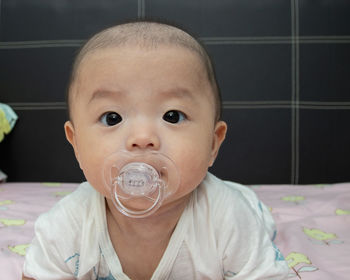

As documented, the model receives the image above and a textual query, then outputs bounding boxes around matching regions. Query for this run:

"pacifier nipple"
[117,162,160,196]
[103,151,179,218]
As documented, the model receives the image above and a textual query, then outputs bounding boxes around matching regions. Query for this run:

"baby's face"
[65,45,226,211]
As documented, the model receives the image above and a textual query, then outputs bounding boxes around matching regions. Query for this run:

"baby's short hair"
[67,20,222,122]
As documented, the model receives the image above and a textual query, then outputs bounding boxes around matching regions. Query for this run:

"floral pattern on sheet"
[286,252,318,279]
[281,195,305,204]
[336,209,350,215]
[303,228,344,245]
[0,199,13,211]
[8,244,30,256]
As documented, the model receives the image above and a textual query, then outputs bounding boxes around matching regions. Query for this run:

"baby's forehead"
[77,44,209,87]
[88,46,207,87]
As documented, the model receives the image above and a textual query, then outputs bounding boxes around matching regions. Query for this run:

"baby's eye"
[162,110,186,124]
[100,112,122,126]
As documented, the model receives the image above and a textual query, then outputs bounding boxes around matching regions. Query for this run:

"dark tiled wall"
[0,0,349,184]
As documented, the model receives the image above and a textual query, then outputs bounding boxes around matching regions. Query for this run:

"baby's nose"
[126,128,160,151]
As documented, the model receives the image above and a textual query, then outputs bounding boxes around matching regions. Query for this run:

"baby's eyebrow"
[88,89,125,104]
[159,87,196,101]
[87,87,196,104]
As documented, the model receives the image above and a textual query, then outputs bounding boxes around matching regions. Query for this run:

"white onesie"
[23,172,289,279]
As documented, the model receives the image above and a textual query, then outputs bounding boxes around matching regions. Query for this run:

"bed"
[1,181,349,279]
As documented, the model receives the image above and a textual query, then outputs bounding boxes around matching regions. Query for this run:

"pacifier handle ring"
[112,182,164,218]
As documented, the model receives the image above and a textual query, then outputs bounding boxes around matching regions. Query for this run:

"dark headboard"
[1,0,350,185]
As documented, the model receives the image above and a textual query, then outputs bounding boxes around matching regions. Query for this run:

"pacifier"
[103,151,179,218]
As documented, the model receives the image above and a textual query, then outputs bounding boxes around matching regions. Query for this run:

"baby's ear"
[209,121,227,167]
[64,121,82,169]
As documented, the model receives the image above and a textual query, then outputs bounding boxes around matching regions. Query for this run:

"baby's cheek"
[176,147,211,191]
[81,158,110,197]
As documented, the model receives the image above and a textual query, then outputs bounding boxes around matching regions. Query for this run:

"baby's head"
[67,20,222,123]
[64,20,227,216]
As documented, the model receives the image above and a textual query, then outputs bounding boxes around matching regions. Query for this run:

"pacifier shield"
[103,151,179,218]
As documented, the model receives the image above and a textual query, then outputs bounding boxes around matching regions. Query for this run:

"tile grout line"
[137,0,141,18]
[0,0,2,41]
[223,105,350,110]
[202,35,350,40]
[294,0,300,185]
[138,0,145,19]
[7,103,350,111]
[7,102,66,106]
[291,0,297,184]
[223,101,350,105]
[1,36,350,49]
[9,101,350,106]
[290,0,294,184]
[9,107,67,110]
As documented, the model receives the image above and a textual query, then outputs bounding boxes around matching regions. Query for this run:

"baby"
[23,21,288,279]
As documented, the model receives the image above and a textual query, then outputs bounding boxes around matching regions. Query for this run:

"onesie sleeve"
[23,204,76,279]
[223,180,277,240]
[218,182,289,279]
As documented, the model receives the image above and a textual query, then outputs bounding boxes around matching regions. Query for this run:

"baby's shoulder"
[199,172,259,210]
[35,182,100,237]
[196,173,267,229]
[25,183,104,277]
[196,173,276,239]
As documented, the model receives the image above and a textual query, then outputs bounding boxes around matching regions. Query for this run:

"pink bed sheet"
[251,183,350,279]
[0,182,349,279]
